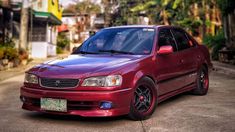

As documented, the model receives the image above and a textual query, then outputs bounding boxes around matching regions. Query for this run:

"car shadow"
[158,92,190,105]
[23,112,128,122]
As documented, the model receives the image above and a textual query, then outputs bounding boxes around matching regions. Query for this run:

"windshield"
[73,28,155,55]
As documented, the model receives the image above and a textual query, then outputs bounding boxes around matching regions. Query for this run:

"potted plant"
[4,47,18,68]
[19,48,28,65]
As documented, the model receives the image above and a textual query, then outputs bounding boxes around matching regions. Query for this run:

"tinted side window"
[186,34,197,47]
[172,29,190,51]
[158,29,177,52]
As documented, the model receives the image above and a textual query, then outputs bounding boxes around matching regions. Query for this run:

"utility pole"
[19,0,29,50]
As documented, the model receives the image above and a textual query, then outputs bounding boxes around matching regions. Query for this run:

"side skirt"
[158,83,196,103]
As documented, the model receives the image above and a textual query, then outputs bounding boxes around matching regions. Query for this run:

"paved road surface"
[0,72,234,132]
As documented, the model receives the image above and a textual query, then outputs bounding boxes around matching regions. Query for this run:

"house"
[0,0,62,58]
[30,0,62,58]
[0,0,21,44]
[58,12,104,51]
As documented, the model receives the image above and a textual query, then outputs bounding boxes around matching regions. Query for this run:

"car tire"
[128,77,157,120]
[191,66,209,95]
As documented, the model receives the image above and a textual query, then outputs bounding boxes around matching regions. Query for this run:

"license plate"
[40,98,67,112]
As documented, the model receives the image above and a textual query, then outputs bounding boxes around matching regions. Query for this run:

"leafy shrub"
[19,48,28,60]
[56,47,63,54]
[203,30,226,60]
[0,36,19,60]
[0,47,4,59]
[57,33,70,52]
[177,18,203,34]
[4,47,18,60]
[0,36,15,48]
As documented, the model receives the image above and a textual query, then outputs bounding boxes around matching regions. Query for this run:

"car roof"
[103,25,181,30]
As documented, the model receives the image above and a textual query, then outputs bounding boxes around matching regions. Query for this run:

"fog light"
[100,101,112,109]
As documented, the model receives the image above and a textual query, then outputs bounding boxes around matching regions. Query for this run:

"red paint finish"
[20,25,212,117]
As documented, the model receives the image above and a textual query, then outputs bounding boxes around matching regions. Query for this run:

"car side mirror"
[89,31,96,36]
[157,45,173,55]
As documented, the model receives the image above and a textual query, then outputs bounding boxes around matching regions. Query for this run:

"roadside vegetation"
[0,37,29,70]
[56,33,70,54]
[104,0,234,62]
[62,0,234,62]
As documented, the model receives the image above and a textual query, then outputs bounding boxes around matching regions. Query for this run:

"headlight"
[24,73,38,84]
[82,75,122,87]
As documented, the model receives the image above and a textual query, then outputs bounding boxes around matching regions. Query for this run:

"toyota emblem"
[55,80,61,87]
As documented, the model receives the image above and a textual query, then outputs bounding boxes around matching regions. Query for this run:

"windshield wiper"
[77,51,99,54]
[99,50,134,55]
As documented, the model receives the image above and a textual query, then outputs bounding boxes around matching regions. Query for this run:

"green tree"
[130,0,167,25]
[63,0,101,30]
[216,0,235,48]
[75,0,101,14]
[102,0,128,26]
[130,0,221,39]
[63,0,101,14]
[57,33,70,54]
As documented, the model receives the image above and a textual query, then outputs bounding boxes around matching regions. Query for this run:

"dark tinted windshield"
[73,28,155,55]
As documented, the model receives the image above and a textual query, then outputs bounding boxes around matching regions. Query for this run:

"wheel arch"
[128,72,158,120]
[202,63,208,72]
[132,71,158,97]
[132,71,156,87]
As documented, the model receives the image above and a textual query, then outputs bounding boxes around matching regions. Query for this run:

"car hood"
[29,54,143,78]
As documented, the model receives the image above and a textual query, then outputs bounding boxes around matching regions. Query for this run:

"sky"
[59,0,75,7]
[59,0,102,7]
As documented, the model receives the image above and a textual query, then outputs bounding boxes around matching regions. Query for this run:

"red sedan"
[20,25,212,120]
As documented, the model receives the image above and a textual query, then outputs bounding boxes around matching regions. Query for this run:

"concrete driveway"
[0,71,234,132]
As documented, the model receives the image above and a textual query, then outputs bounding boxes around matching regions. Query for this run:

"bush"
[18,48,28,60]
[56,47,63,54]
[0,36,15,48]
[57,33,70,53]
[203,30,226,60]
[0,47,4,59]
[0,37,19,60]
[176,18,203,34]
[4,47,18,60]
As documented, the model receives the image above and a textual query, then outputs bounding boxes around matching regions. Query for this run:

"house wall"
[32,0,48,12]
[30,0,62,58]
[31,22,57,58]
[47,25,57,56]
[0,0,61,58]
[31,42,47,58]
[32,0,62,20]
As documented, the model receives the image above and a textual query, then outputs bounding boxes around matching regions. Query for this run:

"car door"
[171,28,198,87]
[155,28,186,96]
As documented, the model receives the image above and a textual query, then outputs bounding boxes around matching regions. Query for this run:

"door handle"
[180,59,184,63]
[197,55,201,60]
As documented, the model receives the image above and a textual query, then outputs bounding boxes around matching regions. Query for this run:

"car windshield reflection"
[73,28,155,55]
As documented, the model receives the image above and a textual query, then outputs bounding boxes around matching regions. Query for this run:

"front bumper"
[20,86,133,117]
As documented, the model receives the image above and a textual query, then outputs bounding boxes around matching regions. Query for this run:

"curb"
[212,61,235,77]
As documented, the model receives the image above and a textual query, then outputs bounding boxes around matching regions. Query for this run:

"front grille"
[40,78,79,88]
